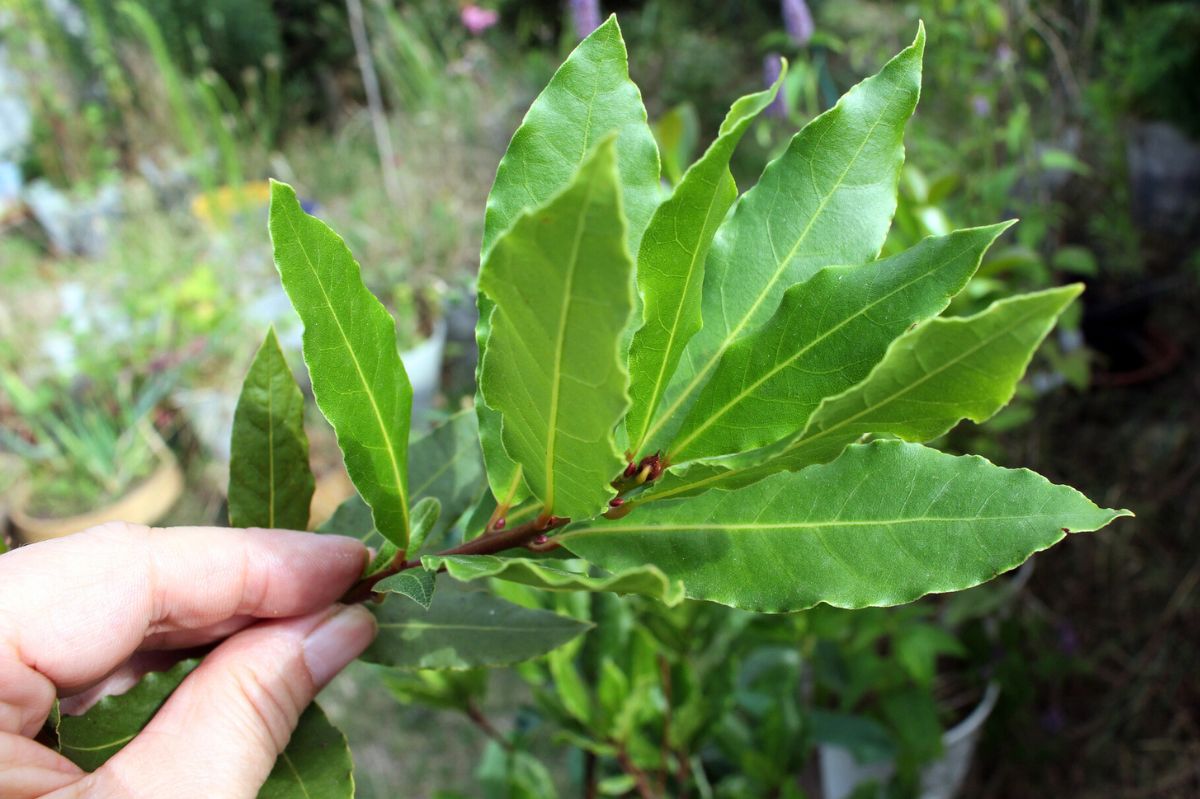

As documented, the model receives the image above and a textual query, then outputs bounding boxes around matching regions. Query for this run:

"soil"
[964,279,1200,797]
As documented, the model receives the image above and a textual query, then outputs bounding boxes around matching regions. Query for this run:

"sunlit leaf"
[479,139,632,520]
[626,72,786,454]
[564,440,1130,611]
[642,26,926,453]
[269,181,412,548]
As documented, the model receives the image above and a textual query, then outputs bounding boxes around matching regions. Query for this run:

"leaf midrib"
[542,165,602,514]
[646,300,1056,503]
[644,110,891,450]
[632,162,731,454]
[267,363,276,529]
[280,751,312,799]
[282,211,410,535]
[670,241,977,457]
[566,513,1071,537]
[377,622,575,633]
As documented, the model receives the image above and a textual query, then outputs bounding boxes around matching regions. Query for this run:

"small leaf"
[59,660,198,771]
[668,224,1011,462]
[362,586,591,670]
[476,14,660,506]
[228,328,314,530]
[405,496,442,555]
[269,180,412,548]
[563,440,1130,612]
[258,705,354,799]
[479,139,632,520]
[642,26,926,452]
[423,555,685,606]
[642,285,1084,503]
[375,567,437,610]
[626,73,786,453]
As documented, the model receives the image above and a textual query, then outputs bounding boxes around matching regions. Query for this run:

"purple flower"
[461,5,499,36]
[570,0,602,41]
[781,0,814,46]
[971,94,992,118]
[763,54,787,118]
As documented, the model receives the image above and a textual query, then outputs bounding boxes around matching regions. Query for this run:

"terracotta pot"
[11,437,184,545]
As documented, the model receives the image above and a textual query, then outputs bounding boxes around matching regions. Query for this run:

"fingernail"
[303,604,377,687]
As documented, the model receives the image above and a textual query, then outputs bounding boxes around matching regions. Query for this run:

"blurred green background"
[0,1,1197,796]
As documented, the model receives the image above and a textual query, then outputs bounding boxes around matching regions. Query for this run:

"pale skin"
[0,522,377,799]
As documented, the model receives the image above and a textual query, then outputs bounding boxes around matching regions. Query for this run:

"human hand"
[0,521,375,799]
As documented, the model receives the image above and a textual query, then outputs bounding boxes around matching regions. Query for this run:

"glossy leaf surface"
[475,14,660,505]
[269,181,412,548]
[564,440,1129,611]
[479,140,632,519]
[228,328,314,530]
[644,26,926,452]
[625,73,785,452]
[423,555,685,606]
[644,285,1082,502]
[362,586,591,670]
[669,224,1010,461]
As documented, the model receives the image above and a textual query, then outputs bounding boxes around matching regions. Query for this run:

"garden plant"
[43,17,1130,796]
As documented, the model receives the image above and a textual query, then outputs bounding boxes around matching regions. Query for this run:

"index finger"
[0,522,366,736]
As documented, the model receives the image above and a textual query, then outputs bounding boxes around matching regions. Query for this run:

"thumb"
[81,604,376,799]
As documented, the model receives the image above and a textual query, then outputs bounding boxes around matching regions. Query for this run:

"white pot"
[402,317,445,428]
[819,682,1001,799]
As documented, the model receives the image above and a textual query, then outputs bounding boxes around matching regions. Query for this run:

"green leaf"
[563,440,1130,612]
[59,660,198,771]
[258,704,354,799]
[894,624,965,687]
[362,586,591,670]
[641,27,926,453]
[317,410,484,554]
[480,15,659,259]
[778,285,1085,470]
[810,710,897,765]
[475,14,660,506]
[375,567,437,610]
[643,285,1084,503]
[626,72,786,454]
[422,554,685,606]
[228,328,314,531]
[668,224,1011,462]
[409,410,484,539]
[548,647,592,724]
[269,180,412,548]
[59,660,354,796]
[479,139,632,520]
[405,496,442,555]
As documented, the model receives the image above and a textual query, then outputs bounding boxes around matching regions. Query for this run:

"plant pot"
[10,434,184,545]
[403,316,446,428]
[818,682,1001,799]
[173,386,240,465]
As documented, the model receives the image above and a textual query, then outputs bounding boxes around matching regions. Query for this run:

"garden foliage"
[56,17,1128,795]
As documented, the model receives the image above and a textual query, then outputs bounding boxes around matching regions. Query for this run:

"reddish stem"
[339,514,570,604]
